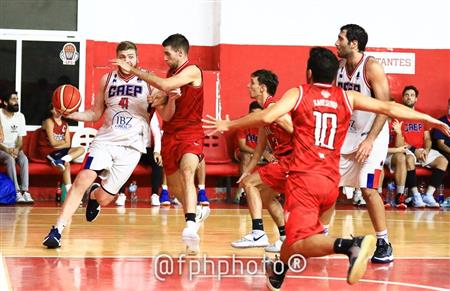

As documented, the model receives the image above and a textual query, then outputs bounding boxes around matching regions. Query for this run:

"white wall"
[76,0,450,49]
[78,0,221,45]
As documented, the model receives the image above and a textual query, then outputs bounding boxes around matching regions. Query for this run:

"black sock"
[431,168,445,188]
[278,226,286,237]
[406,170,418,188]
[273,260,289,276]
[333,238,354,255]
[252,219,264,231]
[185,213,196,222]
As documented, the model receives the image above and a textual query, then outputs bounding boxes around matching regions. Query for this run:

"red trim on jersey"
[293,85,304,111]
[312,83,332,88]
[362,56,373,89]
[174,60,190,75]
[372,169,382,189]
[342,89,353,114]
[104,72,113,94]
[117,69,136,82]
[345,53,365,80]
[263,95,273,108]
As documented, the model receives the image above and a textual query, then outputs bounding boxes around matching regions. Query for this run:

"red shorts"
[258,157,290,193]
[284,173,339,247]
[161,132,204,176]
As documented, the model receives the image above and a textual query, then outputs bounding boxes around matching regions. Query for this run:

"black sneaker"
[85,183,101,222]
[347,235,376,285]
[265,257,287,291]
[43,226,62,249]
[371,238,394,263]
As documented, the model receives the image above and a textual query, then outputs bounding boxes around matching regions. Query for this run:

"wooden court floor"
[1,204,449,290]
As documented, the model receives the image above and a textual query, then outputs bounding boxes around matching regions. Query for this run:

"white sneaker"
[422,195,440,208]
[16,192,25,203]
[353,190,366,206]
[172,197,182,206]
[413,194,426,208]
[151,194,160,206]
[22,191,34,203]
[195,205,210,231]
[264,239,283,253]
[182,226,200,255]
[115,193,126,206]
[231,232,269,248]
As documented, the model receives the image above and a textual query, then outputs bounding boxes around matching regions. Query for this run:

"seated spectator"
[37,104,84,193]
[397,86,448,207]
[433,98,450,173]
[384,119,408,209]
[0,91,33,203]
[233,101,273,202]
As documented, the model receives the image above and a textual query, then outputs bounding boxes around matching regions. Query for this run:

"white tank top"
[93,70,151,153]
[337,54,388,154]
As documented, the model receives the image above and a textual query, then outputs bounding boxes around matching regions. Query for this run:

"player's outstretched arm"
[349,91,450,137]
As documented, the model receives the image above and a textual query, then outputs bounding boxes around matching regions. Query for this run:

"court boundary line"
[3,255,450,259]
[0,253,12,291]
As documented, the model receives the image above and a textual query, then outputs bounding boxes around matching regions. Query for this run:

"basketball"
[52,84,82,114]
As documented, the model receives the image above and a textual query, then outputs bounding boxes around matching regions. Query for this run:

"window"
[0,40,16,99]
[0,0,77,31]
[21,41,80,126]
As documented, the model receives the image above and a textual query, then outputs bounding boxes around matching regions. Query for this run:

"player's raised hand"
[111,58,132,74]
[392,119,403,133]
[202,114,231,135]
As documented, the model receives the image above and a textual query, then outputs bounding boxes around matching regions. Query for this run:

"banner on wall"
[365,52,415,74]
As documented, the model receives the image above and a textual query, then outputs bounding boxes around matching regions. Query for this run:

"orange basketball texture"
[52,84,82,114]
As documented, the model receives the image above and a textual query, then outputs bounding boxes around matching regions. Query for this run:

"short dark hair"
[162,34,190,53]
[116,41,137,54]
[1,90,17,103]
[249,101,262,112]
[251,69,279,96]
[340,24,368,52]
[307,47,339,83]
[402,85,419,97]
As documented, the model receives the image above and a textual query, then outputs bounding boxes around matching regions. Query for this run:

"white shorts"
[339,132,388,189]
[405,149,443,167]
[84,143,141,194]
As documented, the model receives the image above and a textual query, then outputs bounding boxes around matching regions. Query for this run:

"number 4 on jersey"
[313,111,337,149]
[119,97,129,109]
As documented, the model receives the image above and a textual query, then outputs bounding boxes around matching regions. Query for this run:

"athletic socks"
[278,225,286,237]
[376,230,389,244]
[252,219,264,231]
[56,218,67,234]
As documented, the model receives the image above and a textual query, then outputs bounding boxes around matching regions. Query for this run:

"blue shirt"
[433,115,450,147]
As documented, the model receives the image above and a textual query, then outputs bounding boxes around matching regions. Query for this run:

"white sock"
[162,184,168,190]
[61,155,72,163]
[426,186,436,196]
[397,185,405,195]
[411,187,420,196]
[376,230,389,243]
[65,184,72,192]
[280,235,286,241]
[198,184,205,190]
[56,218,67,234]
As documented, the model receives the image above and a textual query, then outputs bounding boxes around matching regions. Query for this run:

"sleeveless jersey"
[93,70,151,153]
[162,60,204,137]
[290,83,353,183]
[337,54,388,154]
[38,118,68,157]
[263,96,293,157]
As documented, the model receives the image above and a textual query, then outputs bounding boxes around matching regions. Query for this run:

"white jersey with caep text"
[92,70,151,153]
[337,54,388,154]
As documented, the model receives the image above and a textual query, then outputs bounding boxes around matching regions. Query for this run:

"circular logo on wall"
[60,43,79,65]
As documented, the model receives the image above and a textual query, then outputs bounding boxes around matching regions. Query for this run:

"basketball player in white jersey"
[43,41,157,248]
[334,24,393,263]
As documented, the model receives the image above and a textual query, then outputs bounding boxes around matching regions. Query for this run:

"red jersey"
[290,83,352,183]
[263,96,293,157]
[38,118,68,158]
[399,120,425,148]
[162,60,204,138]
[235,127,259,150]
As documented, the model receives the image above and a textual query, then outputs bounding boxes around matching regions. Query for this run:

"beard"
[6,104,19,112]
